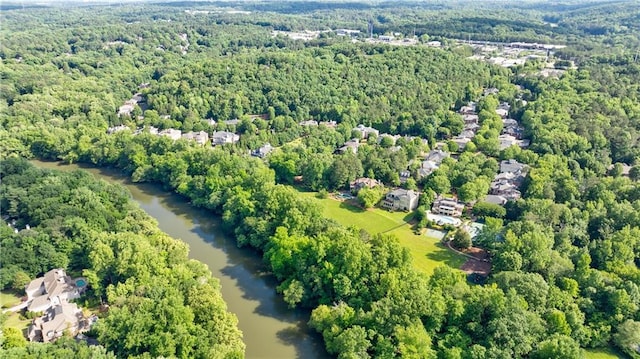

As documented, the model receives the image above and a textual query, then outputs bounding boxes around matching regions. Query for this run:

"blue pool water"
[76,279,86,287]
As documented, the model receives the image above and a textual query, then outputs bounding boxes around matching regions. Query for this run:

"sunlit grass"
[584,347,624,359]
[1,291,30,331]
[298,190,465,275]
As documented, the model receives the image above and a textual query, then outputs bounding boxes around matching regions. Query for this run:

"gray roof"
[484,195,508,206]
[500,159,527,174]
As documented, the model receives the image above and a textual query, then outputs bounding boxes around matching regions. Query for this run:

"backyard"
[1,291,31,331]
[298,190,465,275]
[584,348,624,359]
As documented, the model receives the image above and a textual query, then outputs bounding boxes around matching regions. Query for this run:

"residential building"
[464,122,481,132]
[107,125,130,134]
[399,170,411,184]
[182,131,209,145]
[451,136,471,150]
[25,269,85,313]
[382,189,419,211]
[299,120,319,126]
[211,131,240,146]
[418,160,440,178]
[224,118,241,126]
[28,302,86,343]
[377,133,401,145]
[459,129,476,139]
[459,102,477,115]
[338,138,361,154]
[350,177,381,193]
[117,102,135,117]
[495,108,509,118]
[498,134,530,150]
[159,128,182,141]
[354,124,379,139]
[320,120,338,129]
[431,197,465,217]
[483,194,508,206]
[251,143,274,158]
[425,149,449,164]
[490,181,522,200]
[483,87,499,96]
[336,29,360,37]
[500,159,528,174]
[462,114,479,125]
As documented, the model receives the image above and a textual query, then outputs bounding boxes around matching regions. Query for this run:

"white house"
[432,197,465,217]
[211,131,240,146]
[382,189,419,211]
[159,128,182,141]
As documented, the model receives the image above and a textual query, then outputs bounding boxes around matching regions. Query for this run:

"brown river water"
[31,160,330,359]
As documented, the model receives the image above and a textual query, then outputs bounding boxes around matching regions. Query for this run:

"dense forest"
[0,159,245,358]
[1,1,640,358]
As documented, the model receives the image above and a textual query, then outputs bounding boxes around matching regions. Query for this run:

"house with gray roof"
[500,159,527,174]
[28,302,86,343]
[426,149,449,164]
[338,139,361,154]
[159,128,182,141]
[25,269,85,313]
[382,189,419,211]
[350,177,381,193]
[211,131,240,146]
[251,143,274,158]
[354,124,379,139]
[182,131,209,145]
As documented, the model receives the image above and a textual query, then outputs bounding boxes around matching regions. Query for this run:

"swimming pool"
[75,279,87,287]
[427,212,462,227]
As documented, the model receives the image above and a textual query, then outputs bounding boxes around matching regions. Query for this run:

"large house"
[182,131,209,145]
[425,149,449,164]
[28,302,86,343]
[382,189,419,211]
[251,143,274,158]
[211,131,240,146]
[354,124,379,139]
[159,128,182,141]
[24,269,90,343]
[489,160,528,202]
[498,134,530,150]
[500,159,528,175]
[350,177,381,193]
[26,269,84,313]
[431,197,465,217]
[338,139,361,154]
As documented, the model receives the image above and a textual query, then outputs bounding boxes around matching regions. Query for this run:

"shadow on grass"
[402,212,415,223]
[425,242,464,268]
[338,201,366,213]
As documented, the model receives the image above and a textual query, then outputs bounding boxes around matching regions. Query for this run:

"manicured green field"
[299,191,465,275]
[584,348,624,359]
[0,291,22,308]
[1,291,31,331]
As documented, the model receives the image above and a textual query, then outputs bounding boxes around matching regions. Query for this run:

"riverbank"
[30,160,330,359]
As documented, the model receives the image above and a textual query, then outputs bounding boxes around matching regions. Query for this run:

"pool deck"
[426,212,462,227]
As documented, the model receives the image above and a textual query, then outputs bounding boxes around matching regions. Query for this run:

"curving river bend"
[32,160,330,359]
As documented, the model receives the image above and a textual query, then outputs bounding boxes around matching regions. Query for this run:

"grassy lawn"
[584,348,624,359]
[299,191,465,275]
[1,291,31,331]
[0,291,22,309]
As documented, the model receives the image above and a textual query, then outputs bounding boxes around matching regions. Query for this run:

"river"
[31,160,330,359]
